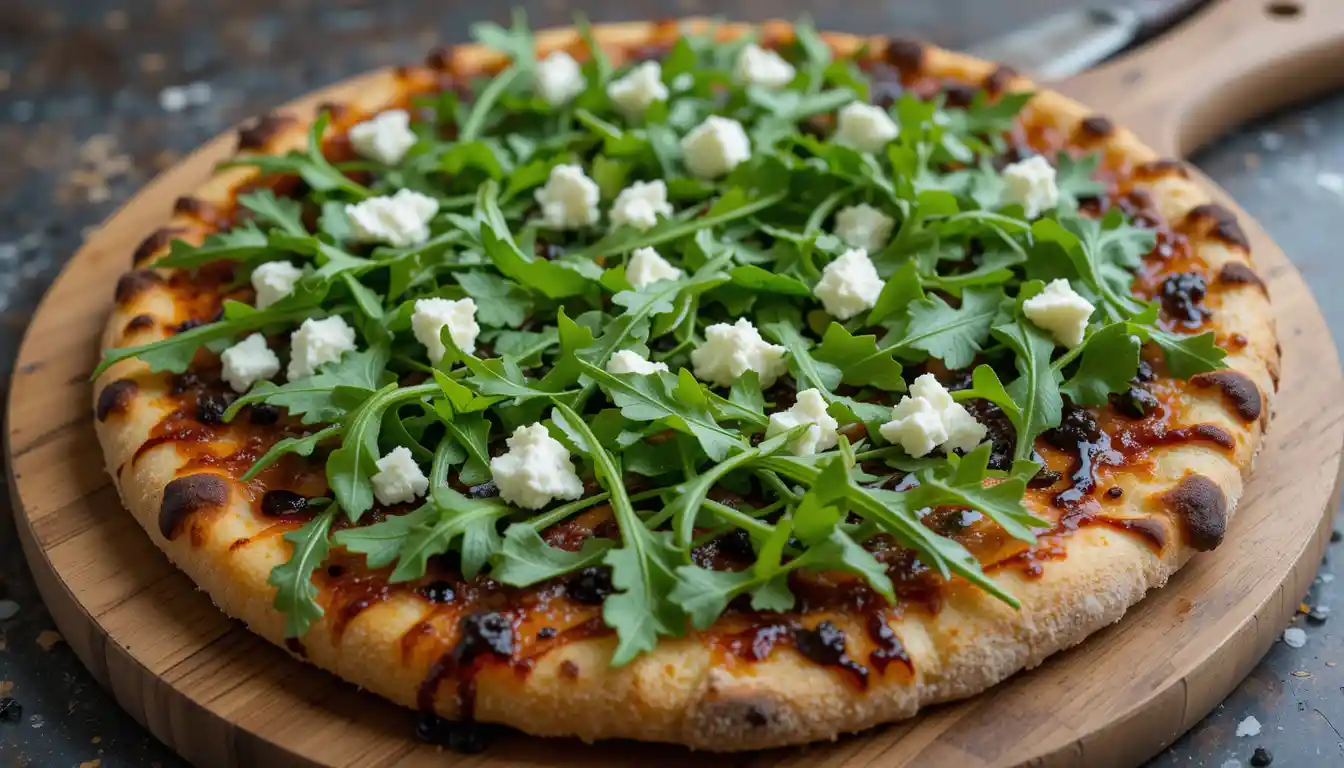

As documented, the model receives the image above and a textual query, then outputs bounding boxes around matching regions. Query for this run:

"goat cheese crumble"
[833,203,895,253]
[370,446,429,507]
[411,297,480,362]
[625,246,682,289]
[1022,278,1095,348]
[348,109,417,165]
[609,179,673,232]
[219,333,280,394]
[1001,155,1060,218]
[490,423,586,510]
[834,102,900,153]
[607,61,669,117]
[735,43,796,89]
[536,51,587,106]
[287,316,357,381]
[879,374,987,457]
[250,260,304,310]
[690,318,788,388]
[606,349,669,375]
[766,389,840,456]
[681,116,751,179]
[535,163,600,230]
[813,248,885,320]
[345,189,439,247]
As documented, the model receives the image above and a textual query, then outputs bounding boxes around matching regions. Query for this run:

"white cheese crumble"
[219,333,280,394]
[609,179,673,232]
[535,51,587,106]
[370,446,429,507]
[490,423,586,510]
[765,388,839,456]
[879,374,987,457]
[625,246,682,289]
[1235,715,1262,738]
[1022,278,1095,348]
[411,297,480,362]
[287,315,357,381]
[607,61,669,118]
[250,260,304,310]
[1282,627,1307,648]
[833,203,895,253]
[345,189,439,247]
[535,163,601,230]
[813,248,885,320]
[834,102,900,153]
[671,73,694,92]
[1001,155,1060,218]
[680,116,751,179]
[690,318,788,388]
[606,349,669,375]
[348,109,417,165]
[735,43,796,89]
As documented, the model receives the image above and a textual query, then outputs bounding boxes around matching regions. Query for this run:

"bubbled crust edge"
[91,19,1276,752]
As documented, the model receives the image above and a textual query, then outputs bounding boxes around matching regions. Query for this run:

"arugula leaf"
[493,525,615,586]
[477,183,596,299]
[551,402,685,665]
[1148,328,1226,377]
[225,345,391,425]
[992,320,1063,461]
[813,323,906,391]
[154,225,270,269]
[569,189,786,259]
[269,507,335,638]
[910,444,1046,541]
[1060,322,1141,406]
[1033,212,1153,321]
[893,287,1001,369]
[666,430,794,549]
[242,425,343,481]
[326,382,437,521]
[455,271,532,327]
[763,321,842,394]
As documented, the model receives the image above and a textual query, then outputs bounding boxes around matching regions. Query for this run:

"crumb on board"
[1282,627,1307,648]
[1237,715,1262,737]
[36,630,63,651]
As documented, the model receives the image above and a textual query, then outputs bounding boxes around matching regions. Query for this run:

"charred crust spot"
[1191,370,1264,423]
[983,64,1016,95]
[425,46,453,70]
[172,196,219,226]
[237,112,296,151]
[96,379,138,421]
[1186,204,1250,250]
[884,38,925,73]
[114,269,164,305]
[1217,261,1268,293]
[1187,423,1237,450]
[392,64,415,79]
[132,226,185,266]
[941,82,977,109]
[1161,473,1227,552]
[1135,158,1188,179]
[125,314,155,332]
[1078,115,1114,139]
[159,474,230,541]
[558,659,579,679]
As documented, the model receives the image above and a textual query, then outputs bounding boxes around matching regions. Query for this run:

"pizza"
[91,17,1276,751]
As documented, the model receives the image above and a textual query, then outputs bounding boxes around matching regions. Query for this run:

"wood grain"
[8,12,1344,768]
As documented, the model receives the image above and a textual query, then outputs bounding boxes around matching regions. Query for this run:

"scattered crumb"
[158,86,188,113]
[80,760,101,768]
[1321,573,1335,583]
[1298,602,1310,614]
[1317,172,1344,196]
[139,53,166,74]
[36,630,63,651]
[1258,131,1284,151]
[1291,670,1311,678]
[92,736,101,744]
[1283,627,1307,648]
[0,600,19,620]
[0,680,12,696]
[1328,662,1338,667]
[1237,715,1262,737]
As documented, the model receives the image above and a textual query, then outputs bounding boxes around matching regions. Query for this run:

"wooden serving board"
[8,1,1344,766]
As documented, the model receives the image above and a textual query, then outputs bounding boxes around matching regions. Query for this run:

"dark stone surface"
[1,1,1342,766]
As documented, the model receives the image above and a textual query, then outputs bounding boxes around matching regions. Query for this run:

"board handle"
[1055,0,1344,158]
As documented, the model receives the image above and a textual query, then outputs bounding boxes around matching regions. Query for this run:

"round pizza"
[92,17,1276,751]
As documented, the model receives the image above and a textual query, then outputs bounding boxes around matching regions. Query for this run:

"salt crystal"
[1283,627,1307,648]
[1321,573,1335,583]
[184,81,212,106]
[1236,715,1262,737]
[0,599,18,620]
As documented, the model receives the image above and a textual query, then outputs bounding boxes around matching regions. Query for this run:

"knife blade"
[965,0,1209,81]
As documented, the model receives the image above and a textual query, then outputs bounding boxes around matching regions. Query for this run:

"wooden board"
[8,2,1344,766]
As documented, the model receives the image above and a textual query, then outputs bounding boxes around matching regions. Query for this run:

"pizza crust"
[93,20,1276,750]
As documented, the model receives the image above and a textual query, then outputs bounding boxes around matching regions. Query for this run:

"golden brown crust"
[92,19,1277,750]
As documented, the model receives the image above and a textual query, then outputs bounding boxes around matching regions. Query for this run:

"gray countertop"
[1,1,1342,766]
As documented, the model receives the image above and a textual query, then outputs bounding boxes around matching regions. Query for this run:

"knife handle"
[1055,0,1344,158]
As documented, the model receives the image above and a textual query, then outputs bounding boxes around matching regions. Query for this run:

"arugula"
[270,506,335,638]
